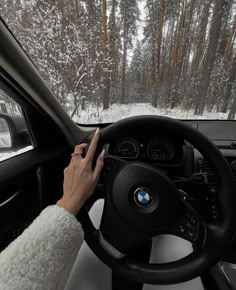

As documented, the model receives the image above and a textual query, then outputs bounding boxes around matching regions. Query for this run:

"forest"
[0,0,236,122]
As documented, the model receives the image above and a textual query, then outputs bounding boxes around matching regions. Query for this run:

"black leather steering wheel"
[79,115,236,285]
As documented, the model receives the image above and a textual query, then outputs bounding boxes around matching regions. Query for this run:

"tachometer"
[115,138,139,159]
[147,138,174,160]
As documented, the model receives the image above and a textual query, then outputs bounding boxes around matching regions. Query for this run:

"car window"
[1,1,236,123]
[0,88,33,162]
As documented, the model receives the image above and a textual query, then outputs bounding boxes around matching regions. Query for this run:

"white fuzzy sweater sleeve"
[0,205,84,290]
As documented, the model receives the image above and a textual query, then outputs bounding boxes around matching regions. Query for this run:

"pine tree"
[194,0,226,115]
[120,0,139,104]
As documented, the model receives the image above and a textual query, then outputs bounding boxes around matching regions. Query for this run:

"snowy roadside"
[72,103,231,124]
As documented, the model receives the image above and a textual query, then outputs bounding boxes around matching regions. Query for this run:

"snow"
[137,0,146,42]
[72,102,232,124]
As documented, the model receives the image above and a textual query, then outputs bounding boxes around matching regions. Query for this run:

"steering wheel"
[79,116,235,285]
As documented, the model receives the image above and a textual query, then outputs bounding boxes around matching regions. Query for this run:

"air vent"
[225,157,236,177]
[199,159,215,175]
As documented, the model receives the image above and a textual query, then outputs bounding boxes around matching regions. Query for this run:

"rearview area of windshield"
[1,0,236,123]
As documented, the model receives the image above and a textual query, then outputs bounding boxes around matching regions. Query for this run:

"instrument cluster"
[113,136,180,162]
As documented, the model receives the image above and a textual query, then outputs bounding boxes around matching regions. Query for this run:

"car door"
[0,18,89,252]
[0,74,74,252]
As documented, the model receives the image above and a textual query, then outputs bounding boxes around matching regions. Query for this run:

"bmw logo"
[134,187,153,207]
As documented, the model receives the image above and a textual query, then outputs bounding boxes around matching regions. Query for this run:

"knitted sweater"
[0,205,84,290]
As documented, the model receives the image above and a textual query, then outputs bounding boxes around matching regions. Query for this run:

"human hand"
[57,129,105,215]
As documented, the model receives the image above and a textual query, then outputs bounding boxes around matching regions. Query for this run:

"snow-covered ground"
[73,103,232,124]
[0,133,33,162]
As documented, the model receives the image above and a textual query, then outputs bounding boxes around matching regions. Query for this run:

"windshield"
[1,1,236,123]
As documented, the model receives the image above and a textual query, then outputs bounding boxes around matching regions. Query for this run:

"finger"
[85,128,100,163]
[64,167,69,175]
[93,149,105,181]
[69,143,87,166]
[74,143,88,155]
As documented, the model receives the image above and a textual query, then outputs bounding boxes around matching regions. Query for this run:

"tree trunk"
[228,91,236,119]
[182,1,211,109]
[121,1,128,104]
[147,0,158,107]
[165,16,176,104]
[102,0,109,109]
[178,0,195,77]
[110,0,117,85]
[172,0,196,108]
[194,0,226,115]
[191,0,211,74]
[156,0,165,76]
[170,0,186,108]
[224,14,236,63]
[74,0,80,26]
[222,53,236,112]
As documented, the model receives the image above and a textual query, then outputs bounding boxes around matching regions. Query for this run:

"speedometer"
[147,138,174,160]
[115,138,139,159]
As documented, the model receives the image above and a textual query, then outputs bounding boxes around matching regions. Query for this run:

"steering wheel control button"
[101,156,126,183]
[134,187,153,207]
[182,214,199,242]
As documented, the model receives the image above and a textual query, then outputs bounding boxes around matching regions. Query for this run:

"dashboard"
[114,137,174,160]
[109,135,185,166]
[105,120,236,170]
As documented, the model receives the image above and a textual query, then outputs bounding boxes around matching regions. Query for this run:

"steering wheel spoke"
[99,198,150,255]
